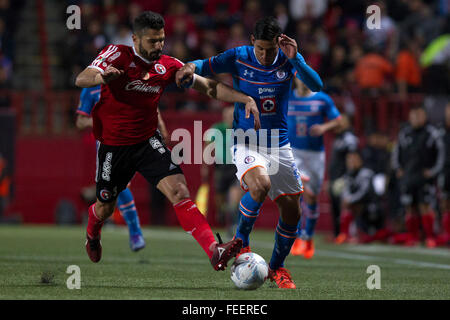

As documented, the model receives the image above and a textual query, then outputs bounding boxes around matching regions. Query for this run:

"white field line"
[139,229,450,271]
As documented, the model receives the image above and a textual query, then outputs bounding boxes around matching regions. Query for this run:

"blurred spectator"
[225,22,247,50]
[353,46,394,95]
[165,1,199,50]
[328,114,359,239]
[111,24,134,46]
[336,150,386,244]
[289,0,327,20]
[0,49,11,107]
[395,39,422,97]
[363,1,398,59]
[361,131,391,175]
[0,16,12,60]
[437,103,450,245]
[273,2,289,32]
[400,0,445,48]
[391,106,445,248]
[241,0,263,34]
[321,45,351,93]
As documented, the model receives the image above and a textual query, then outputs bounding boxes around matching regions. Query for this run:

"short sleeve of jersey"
[88,44,125,74]
[76,88,94,116]
[320,93,340,120]
[166,57,184,84]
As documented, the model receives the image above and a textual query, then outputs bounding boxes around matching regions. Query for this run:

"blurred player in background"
[391,106,445,248]
[437,103,450,245]
[328,114,359,242]
[76,85,170,252]
[176,16,323,288]
[200,106,243,238]
[339,150,385,242]
[287,77,341,258]
[75,11,262,271]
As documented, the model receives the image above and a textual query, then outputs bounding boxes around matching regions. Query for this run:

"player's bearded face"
[134,28,165,61]
[252,38,279,66]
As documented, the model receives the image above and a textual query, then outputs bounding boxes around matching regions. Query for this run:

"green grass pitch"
[0,225,449,300]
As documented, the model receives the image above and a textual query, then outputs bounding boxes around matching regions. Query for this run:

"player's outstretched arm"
[192,76,261,130]
[75,66,123,88]
[75,114,93,130]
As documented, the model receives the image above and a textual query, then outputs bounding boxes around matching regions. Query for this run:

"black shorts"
[95,132,183,203]
[400,181,436,207]
[438,171,450,199]
[214,164,239,194]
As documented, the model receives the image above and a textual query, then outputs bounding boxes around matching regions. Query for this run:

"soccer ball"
[230,252,268,290]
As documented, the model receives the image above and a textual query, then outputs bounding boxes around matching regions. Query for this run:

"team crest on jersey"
[155,64,166,74]
[244,156,255,164]
[260,98,277,114]
[276,70,287,80]
[100,189,112,201]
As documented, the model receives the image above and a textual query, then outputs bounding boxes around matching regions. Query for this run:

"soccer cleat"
[302,239,315,259]
[290,238,306,256]
[334,233,347,245]
[236,245,252,259]
[85,233,102,263]
[210,236,243,271]
[425,237,437,249]
[129,234,146,252]
[268,267,296,289]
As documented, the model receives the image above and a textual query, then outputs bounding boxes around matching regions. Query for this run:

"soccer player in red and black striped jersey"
[75,11,261,271]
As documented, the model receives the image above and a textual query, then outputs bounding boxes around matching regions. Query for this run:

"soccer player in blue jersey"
[176,17,323,288]
[287,77,341,259]
[76,85,147,252]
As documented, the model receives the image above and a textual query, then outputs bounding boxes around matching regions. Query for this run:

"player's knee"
[249,176,271,202]
[95,200,116,220]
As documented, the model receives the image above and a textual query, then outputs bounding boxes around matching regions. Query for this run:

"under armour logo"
[129,62,136,68]
[243,69,254,78]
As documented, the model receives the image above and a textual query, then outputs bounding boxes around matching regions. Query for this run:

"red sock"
[173,199,217,259]
[405,214,420,239]
[421,212,435,239]
[443,212,450,235]
[340,210,353,236]
[87,203,104,239]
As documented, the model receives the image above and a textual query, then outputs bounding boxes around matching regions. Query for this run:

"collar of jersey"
[133,46,155,65]
[252,47,280,68]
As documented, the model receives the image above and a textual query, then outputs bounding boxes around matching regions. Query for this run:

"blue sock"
[304,203,319,239]
[117,188,142,236]
[235,192,263,247]
[297,198,306,237]
[270,218,298,270]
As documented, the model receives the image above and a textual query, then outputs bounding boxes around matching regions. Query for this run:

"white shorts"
[231,143,303,201]
[292,149,325,195]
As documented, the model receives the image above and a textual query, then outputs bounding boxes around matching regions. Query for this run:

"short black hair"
[253,17,282,41]
[133,11,165,35]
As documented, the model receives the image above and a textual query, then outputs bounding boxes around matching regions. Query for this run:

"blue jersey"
[287,91,340,151]
[76,86,101,116]
[191,46,322,147]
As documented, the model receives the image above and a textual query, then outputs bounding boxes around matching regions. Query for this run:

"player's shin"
[87,203,105,239]
[235,192,263,247]
[269,218,298,270]
[117,188,142,236]
[173,199,216,258]
[303,203,319,239]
